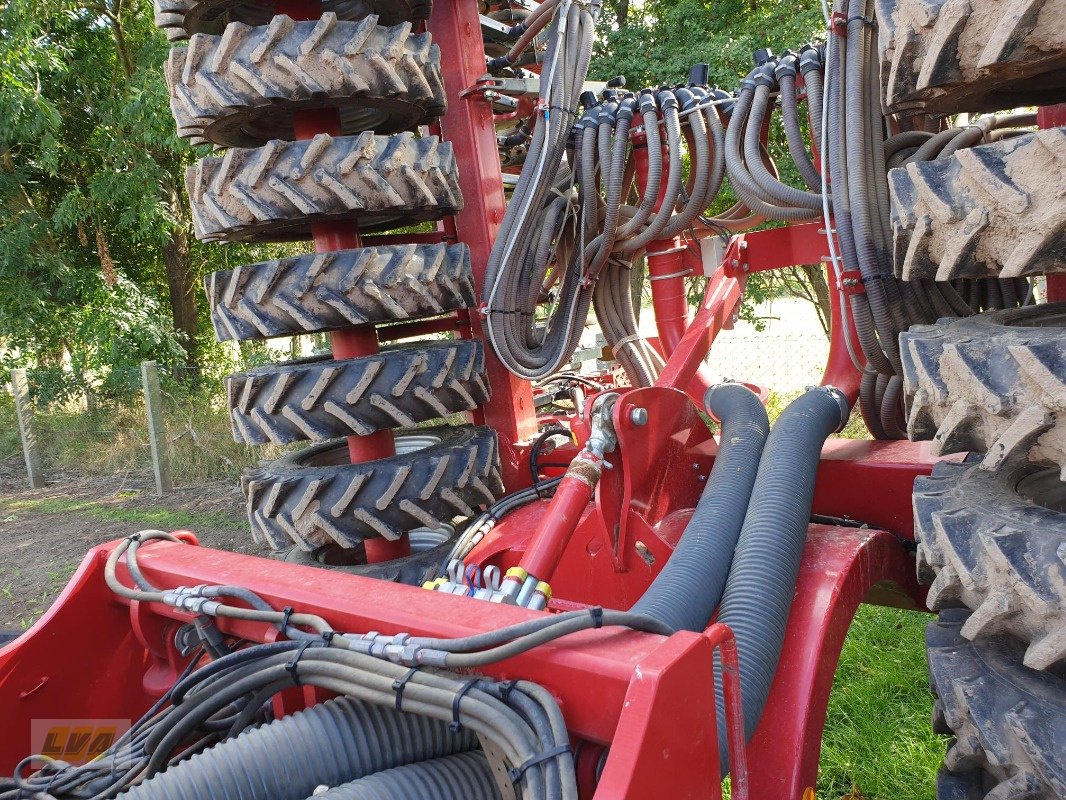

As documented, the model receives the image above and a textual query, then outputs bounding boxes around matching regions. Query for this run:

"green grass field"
[818,605,945,799]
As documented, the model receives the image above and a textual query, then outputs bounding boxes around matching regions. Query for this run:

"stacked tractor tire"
[155,0,504,584]
[876,0,1066,796]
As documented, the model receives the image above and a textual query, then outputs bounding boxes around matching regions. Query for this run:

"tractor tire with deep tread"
[227,340,489,445]
[186,131,462,243]
[283,527,452,585]
[154,0,430,42]
[207,243,474,342]
[166,16,446,147]
[890,128,1066,282]
[242,426,502,550]
[875,0,1066,115]
[926,608,1066,799]
[902,304,1066,476]
[914,459,1066,671]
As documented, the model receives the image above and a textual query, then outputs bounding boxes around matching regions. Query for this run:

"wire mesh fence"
[2,308,837,491]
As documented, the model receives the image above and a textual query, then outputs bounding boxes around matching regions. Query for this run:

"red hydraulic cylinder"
[519,453,603,582]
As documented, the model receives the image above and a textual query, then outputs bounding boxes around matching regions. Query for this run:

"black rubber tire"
[154,0,431,42]
[914,459,1066,671]
[207,243,474,342]
[227,340,489,445]
[926,608,1066,799]
[876,0,1066,115]
[283,527,452,585]
[902,304,1066,476]
[186,132,462,243]
[242,426,502,550]
[166,16,446,147]
[890,128,1066,282]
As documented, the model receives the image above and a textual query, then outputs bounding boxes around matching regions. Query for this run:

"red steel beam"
[430,1,539,488]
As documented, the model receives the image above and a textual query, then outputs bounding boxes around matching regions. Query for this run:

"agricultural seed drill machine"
[2,0,1064,797]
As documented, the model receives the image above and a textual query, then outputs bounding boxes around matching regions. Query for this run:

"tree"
[0,0,210,397]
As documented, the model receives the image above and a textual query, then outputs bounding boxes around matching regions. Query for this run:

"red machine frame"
[0,3,949,797]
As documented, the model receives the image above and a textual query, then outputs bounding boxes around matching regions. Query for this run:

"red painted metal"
[632,131,718,404]
[375,314,467,343]
[0,517,915,798]
[1037,106,1066,304]
[1036,103,1066,129]
[813,438,956,540]
[430,0,539,484]
[280,0,405,560]
[655,262,745,394]
[0,538,755,799]
[720,222,827,278]
[745,526,924,798]
[519,465,598,581]
[820,260,863,403]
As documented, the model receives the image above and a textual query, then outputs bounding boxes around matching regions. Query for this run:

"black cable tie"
[321,630,336,645]
[125,533,142,542]
[392,666,421,712]
[280,606,295,637]
[285,640,314,687]
[497,679,519,702]
[590,606,604,629]
[846,14,876,26]
[508,744,573,785]
[450,678,481,733]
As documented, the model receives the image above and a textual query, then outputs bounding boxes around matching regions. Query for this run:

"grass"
[818,606,944,799]
[1,497,246,532]
[0,393,295,483]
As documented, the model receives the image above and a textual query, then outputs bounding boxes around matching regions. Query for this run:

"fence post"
[10,368,45,489]
[141,361,173,496]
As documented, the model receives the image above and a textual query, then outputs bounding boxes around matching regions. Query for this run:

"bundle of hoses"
[3,531,676,800]
[725,48,827,222]
[632,383,849,772]
[482,0,598,380]
[823,0,1035,438]
[486,61,757,384]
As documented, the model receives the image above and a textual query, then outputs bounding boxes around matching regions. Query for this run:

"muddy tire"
[914,459,1066,670]
[155,0,431,42]
[875,0,1066,115]
[227,340,489,445]
[901,304,1066,476]
[186,132,462,243]
[890,128,1066,282]
[242,426,502,550]
[207,243,474,342]
[926,609,1066,798]
[166,16,446,147]
[283,526,452,585]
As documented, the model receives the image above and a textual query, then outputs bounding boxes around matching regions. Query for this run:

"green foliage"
[0,0,310,395]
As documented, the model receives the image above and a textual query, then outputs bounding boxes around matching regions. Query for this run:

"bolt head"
[630,407,648,426]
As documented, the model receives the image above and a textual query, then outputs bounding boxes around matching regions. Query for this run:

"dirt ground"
[0,454,268,629]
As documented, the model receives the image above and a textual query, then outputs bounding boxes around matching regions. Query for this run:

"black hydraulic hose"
[714,387,850,768]
[825,12,893,377]
[778,61,821,193]
[630,383,769,631]
[119,697,477,800]
[725,74,818,222]
[746,68,822,210]
[309,752,502,800]
[859,369,889,439]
